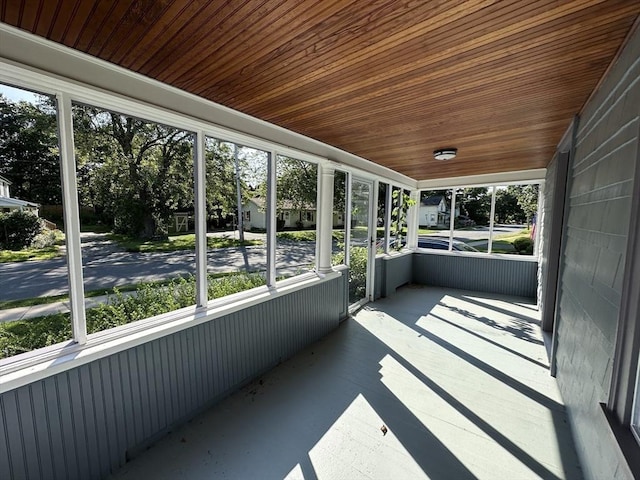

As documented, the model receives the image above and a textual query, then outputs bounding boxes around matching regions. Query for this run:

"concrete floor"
[108,286,582,480]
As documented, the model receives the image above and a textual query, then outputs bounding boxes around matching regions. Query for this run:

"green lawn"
[276,230,345,242]
[0,246,61,263]
[109,233,262,252]
[494,228,532,243]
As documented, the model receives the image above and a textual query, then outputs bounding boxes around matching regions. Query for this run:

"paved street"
[0,232,316,302]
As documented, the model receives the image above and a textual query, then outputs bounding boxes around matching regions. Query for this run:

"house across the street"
[0,174,39,215]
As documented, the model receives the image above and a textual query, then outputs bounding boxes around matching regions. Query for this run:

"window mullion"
[448,189,456,251]
[194,131,208,307]
[57,92,86,345]
[345,172,352,265]
[267,151,277,286]
[488,186,496,254]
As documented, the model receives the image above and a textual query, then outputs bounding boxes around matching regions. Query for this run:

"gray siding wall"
[539,153,558,317]
[373,254,413,300]
[554,26,640,480]
[413,253,538,299]
[0,277,344,480]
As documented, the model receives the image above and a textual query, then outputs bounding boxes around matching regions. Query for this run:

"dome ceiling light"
[433,148,457,161]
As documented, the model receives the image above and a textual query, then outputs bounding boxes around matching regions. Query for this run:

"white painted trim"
[57,92,86,344]
[194,132,208,307]
[413,249,539,262]
[267,151,277,286]
[488,186,497,254]
[417,169,546,190]
[0,271,343,393]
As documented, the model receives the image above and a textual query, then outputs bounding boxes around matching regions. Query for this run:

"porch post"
[317,163,335,273]
[406,190,419,249]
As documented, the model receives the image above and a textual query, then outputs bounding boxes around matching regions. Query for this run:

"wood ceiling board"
[1,0,638,181]
[226,0,619,112]
[252,15,629,126]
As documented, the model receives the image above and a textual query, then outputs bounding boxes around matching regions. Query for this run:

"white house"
[244,196,316,230]
[419,195,448,227]
[0,174,39,215]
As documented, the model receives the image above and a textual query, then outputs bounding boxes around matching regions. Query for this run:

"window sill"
[600,403,640,479]
[0,270,343,394]
[414,248,539,261]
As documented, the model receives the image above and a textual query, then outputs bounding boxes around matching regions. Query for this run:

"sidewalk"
[0,292,135,324]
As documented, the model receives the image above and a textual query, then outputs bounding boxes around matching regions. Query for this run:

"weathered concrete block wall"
[554,25,640,480]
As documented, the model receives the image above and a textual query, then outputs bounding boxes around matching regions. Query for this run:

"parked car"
[417,237,479,252]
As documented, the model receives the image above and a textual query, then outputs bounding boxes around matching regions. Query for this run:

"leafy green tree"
[73,106,194,238]
[274,156,317,227]
[510,184,539,227]
[0,95,61,205]
[205,140,243,228]
[494,188,521,224]
[457,187,490,225]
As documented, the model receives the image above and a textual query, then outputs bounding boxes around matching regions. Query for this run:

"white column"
[406,190,419,249]
[194,132,208,307]
[317,163,335,273]
[57,92,86,344]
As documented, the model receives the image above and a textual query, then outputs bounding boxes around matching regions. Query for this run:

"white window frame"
[0,59,410,392]
[415,180,543,259]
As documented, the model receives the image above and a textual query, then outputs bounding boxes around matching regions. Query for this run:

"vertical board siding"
[413,253,538,299]
[0,277,343,480]
[554,25,640,480]
[383,254,413,297]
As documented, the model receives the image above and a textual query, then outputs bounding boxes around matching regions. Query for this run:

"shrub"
[31,229,61,249]
[0,272,268,359]
[0,210,43,250]
[512,237,533,254]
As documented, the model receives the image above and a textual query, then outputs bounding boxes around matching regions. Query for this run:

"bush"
[512,237,533,254]
[0,210,43,250]
[31,229,61,249]
[0,272,268,359]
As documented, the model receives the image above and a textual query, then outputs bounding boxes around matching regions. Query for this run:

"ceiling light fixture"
[433,148,457,161]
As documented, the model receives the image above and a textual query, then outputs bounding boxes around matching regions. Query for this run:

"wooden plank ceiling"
[1,0,638,181]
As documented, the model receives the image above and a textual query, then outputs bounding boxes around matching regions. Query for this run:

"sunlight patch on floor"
[300,393,428,480]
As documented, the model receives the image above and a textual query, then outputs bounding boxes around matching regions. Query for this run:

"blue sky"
[0,84,39,103]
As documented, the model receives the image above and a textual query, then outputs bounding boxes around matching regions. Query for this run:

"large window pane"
[275,155,317,278]
[417,189,453,251]
[376,182,388,254]
[349,179,370,304]
[205,138,267,296]
[493,184,539,255]
[332,170,347,266]
[453,187,491,252]
[73,104,196,333]
[0,84,72,358]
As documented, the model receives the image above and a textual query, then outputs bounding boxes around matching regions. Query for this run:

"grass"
[494,228,532,243]
[276,230,345,242]
[109,233,262,252]
[0,245,61,263]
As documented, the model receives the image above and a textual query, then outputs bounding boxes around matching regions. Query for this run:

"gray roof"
[421,195,444,206]
[0,197,39,208]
